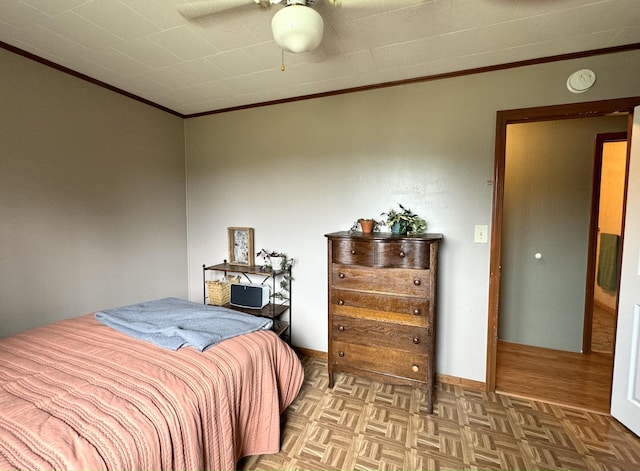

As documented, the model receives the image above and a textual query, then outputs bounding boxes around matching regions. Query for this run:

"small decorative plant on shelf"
[350,218,382,234]
[381,203,427,235]
[256,249,293,301]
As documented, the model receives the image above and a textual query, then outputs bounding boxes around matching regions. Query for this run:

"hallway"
[496,340,613,414]
[591,303,616,353]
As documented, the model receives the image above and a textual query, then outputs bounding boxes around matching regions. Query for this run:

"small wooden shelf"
[272,320,290,339]
[206,302,289,320]
[203,262,292,344]
[204,262,287,277]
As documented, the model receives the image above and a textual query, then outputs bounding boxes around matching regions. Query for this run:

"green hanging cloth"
[597,233,619,292]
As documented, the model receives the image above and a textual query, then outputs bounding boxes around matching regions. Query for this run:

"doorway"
[584,134,627,355]
[485,97,640,412]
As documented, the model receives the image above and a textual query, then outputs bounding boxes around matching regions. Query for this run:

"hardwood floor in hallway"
[591,303,616,353]
[496,340,613,414]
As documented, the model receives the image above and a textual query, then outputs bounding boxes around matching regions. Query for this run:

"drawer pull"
[412,365,419,372]
[399,251,406,258]
[339,351,345,357]
[339,272,346,279]
[413,309,421,316]
[338,299,344,306]
[413,337,420,344]
[338,325,345,332]
[351,249,356,255]
[413,279,421,286]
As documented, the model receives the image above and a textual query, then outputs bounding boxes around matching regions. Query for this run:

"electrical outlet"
[474,225,488,243]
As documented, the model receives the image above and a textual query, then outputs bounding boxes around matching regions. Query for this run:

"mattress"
[0,313,304,470]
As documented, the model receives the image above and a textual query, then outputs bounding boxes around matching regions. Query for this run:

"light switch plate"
[474,225,488,243]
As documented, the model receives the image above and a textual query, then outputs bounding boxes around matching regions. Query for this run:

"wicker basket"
[206,275,240,306]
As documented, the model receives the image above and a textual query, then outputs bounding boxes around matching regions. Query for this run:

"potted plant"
[351,218,382,234]
[381,203,427,235]
[256,249,293,301]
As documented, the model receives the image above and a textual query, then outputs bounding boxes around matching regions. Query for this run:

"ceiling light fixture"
[271,3,324,53]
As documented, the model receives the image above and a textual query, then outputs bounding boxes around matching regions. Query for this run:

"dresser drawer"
[331,265,430,297]
[331,315,429,354]
[331,289,430,326]
[331,341,428,382]
[374,240,431,269]
[331,239,374,266]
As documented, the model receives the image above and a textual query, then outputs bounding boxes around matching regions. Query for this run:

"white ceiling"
[1,0,639,116]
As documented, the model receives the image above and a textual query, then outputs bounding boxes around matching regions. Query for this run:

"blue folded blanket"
[95,297,273,351]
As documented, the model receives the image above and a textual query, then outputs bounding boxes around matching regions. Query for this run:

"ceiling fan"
[176,0,408,54]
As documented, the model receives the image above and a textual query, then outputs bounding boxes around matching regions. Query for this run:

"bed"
[0,299,304,470]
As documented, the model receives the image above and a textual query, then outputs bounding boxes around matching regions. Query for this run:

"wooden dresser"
[325,231,442,413]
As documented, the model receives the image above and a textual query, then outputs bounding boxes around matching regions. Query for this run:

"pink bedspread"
[0,314,303,470]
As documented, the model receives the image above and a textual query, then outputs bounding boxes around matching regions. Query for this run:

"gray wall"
[2,44,639,383]
[500,117,628,352]
[0,49,188,337]
[185,49,640,382]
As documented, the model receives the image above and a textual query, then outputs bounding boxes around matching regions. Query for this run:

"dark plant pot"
[391,221,408,235]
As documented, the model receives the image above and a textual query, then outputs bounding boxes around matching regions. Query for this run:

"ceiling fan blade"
[176,0,269,19]
[327,0,417,8]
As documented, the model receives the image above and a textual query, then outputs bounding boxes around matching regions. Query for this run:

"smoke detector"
[566,69,596,93]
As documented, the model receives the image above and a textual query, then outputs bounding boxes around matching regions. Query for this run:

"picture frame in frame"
[227,227,254,266]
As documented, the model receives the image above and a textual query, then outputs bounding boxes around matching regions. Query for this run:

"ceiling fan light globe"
[271,5,324,53]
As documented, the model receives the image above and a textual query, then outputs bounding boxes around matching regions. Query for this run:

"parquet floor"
[239,355,640,471]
